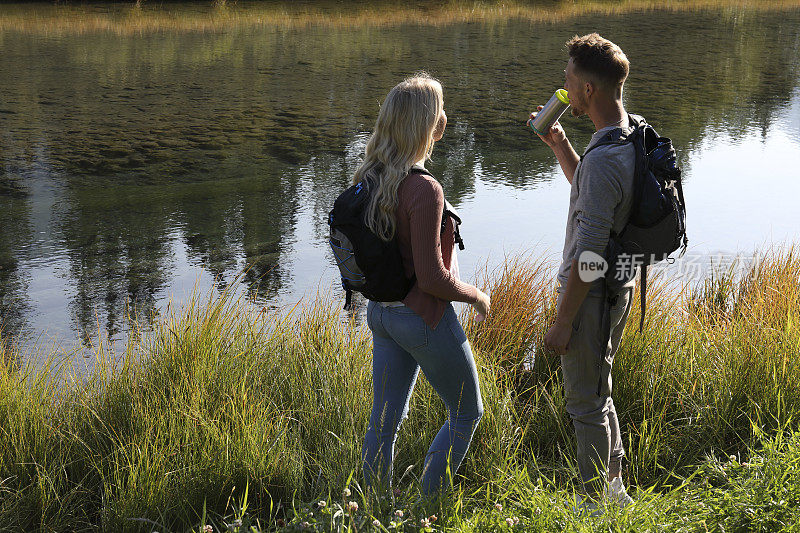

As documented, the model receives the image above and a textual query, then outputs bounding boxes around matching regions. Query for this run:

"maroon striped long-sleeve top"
[395,170,478,328]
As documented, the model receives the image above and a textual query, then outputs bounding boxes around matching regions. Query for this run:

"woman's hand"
[472,289,491,323]
[529,105,567,148]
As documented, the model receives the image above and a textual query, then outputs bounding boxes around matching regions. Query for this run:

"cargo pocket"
[571,314,582,333]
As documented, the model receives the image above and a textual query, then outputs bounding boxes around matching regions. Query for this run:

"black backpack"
[328,169,464,310]
[583,114,688,330]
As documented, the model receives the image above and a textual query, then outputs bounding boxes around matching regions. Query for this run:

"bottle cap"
[555,89,570,104]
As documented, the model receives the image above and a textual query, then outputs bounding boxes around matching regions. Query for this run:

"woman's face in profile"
[433,109,447,141]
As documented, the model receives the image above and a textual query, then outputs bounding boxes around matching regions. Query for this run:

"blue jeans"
[362,301,483,495]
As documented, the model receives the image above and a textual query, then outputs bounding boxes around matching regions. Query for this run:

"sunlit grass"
[1,247,800,531]
[1,0,799,35]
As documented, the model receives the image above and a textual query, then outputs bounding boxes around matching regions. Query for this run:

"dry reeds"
[1,1,799,36]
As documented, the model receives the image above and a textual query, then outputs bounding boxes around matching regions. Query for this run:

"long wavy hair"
[354,74,444,242]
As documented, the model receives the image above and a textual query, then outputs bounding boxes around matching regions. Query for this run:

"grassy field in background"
[2,0,800,35]
[1,248,800,531]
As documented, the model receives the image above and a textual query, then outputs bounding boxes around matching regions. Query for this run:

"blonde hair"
[354,74,444,242]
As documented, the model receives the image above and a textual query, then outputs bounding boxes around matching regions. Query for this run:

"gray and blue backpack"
[328,169,463,310]
[584,114,688,329]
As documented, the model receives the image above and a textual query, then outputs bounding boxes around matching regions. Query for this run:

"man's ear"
[584,81,594,98]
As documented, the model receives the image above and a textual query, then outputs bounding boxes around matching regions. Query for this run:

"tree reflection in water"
[0,2,798,354]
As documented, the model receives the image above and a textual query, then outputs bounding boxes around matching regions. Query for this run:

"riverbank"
[1,248,799,531]
[3,0,800,35]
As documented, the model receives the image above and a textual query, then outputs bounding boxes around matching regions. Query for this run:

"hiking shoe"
[605,477,634,508]
[573,493,604,517]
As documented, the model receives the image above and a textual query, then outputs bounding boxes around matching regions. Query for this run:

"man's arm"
[552,140,580,185]
[530,110,580,184]
[544,150,629,355]
[544,258,591,354]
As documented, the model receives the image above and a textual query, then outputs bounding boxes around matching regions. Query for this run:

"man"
[533,33,637,510]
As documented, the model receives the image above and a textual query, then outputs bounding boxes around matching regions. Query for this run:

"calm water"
[1,2,800,359]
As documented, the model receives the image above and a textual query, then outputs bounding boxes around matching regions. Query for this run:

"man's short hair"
[566,33,629,95]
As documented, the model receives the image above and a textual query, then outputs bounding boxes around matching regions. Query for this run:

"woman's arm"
[406,178,479,304]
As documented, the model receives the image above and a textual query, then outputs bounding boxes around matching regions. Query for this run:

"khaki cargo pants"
[558,286,633,496]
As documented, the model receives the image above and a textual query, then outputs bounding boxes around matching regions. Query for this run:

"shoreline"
[2,0,800,35]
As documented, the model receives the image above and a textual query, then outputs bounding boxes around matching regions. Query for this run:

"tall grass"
[1,248,799,531]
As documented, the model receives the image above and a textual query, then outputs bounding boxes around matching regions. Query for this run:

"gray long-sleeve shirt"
[557,119,637,294]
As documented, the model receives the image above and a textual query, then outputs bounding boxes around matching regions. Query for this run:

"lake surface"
[1,1,800,360]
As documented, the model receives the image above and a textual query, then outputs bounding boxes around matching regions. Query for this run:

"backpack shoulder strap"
[581,128,626,161]
[444,200,465,250]
[580,114,641,161]
[638,265,647,332]
[407,167,466,249]
[628,113,645,127]
[623,115,653,332]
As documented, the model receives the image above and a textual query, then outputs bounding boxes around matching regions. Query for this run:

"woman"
[358,74,491,496]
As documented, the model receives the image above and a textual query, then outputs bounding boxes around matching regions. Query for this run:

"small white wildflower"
[513,516,520,525]
[317,500,327,508]
[301,522,310,529]
[394,509,404,518]
[348,500,359,513]
[342,487,351,498]
[506,517,515,527]
[203,526,213,533]
[373,519,382,527]
[729,454,737,462]
[233,519,242,528]
[494,503,503,512]
[420,517,431,528]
